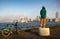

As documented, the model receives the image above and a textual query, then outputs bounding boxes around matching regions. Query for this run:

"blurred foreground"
[0,26,60,39]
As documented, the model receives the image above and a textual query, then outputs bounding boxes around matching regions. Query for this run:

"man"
[40,6,46,28]
[14,20,18,34]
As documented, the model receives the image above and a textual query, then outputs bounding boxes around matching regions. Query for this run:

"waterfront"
[0,26,60,39]
[0,21,60,30]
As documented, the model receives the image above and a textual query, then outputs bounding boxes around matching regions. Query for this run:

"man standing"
[40,6,46,28]
[14,20,18,34]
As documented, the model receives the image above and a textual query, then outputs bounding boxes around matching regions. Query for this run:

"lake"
[0,21,60,30]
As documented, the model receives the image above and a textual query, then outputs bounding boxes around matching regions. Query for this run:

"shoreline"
[0,26,60,39]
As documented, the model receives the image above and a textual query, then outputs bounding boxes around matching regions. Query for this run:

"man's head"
[42,6,45,9]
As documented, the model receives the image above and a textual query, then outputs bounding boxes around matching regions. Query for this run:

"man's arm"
[40,10,42,15]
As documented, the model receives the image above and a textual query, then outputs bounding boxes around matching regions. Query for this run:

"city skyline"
[0,0,60,19]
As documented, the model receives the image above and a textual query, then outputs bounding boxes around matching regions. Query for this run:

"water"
[0,21,60,30]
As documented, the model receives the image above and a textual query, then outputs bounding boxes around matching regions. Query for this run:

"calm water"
[0,21,60,30]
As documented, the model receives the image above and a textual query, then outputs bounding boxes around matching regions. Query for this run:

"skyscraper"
[55,12,59,22]
[56,12,59,18]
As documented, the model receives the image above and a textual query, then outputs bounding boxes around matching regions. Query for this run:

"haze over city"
[0,0,60,22]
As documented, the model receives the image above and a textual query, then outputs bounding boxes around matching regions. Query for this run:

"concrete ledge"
[39,27,50,36]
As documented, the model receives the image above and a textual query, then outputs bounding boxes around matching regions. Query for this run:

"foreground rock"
[0,26,60,39]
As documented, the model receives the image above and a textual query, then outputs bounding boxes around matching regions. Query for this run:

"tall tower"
[55,12,59,22]
[56,12,59,18]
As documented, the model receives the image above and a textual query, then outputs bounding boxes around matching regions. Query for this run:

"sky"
[0,0,60,19]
